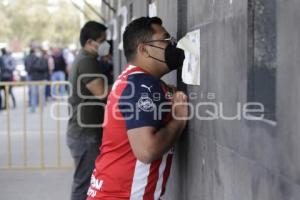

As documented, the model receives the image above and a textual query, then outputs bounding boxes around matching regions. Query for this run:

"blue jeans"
[30,85,38,111]
[51,71,66,97]
[28,76,45,111]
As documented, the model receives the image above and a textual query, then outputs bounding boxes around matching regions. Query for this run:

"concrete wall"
[102,0,300,199]
[276,0,300,196]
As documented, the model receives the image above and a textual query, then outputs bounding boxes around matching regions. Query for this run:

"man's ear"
[83,39,90,48]
[137,43,149,58]
[86,39,94,46]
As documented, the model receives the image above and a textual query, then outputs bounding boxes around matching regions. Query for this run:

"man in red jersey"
[87,17,187,200]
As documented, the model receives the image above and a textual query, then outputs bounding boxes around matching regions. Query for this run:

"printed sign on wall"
[177,29,201,85]
[148,1,157,17]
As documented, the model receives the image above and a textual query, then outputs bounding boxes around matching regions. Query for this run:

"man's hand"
[167,84,177,94]
[172,91,188,133]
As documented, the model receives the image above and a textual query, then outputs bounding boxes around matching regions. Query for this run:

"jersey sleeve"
[118,73,166,131]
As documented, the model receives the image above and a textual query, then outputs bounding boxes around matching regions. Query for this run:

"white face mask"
[96,41,110,57]
[35,51,42,57]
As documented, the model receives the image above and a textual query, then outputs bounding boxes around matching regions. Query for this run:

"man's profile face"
[145,24,171,72]
[87,32,107,56]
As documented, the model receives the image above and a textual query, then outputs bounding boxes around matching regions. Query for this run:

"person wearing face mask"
[66,21,111,200]
[24,47,49,112]
[51,47,67,96]
[86,17,187,200]
[97,40,114,86]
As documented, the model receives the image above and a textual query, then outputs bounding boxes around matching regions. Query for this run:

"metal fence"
[0,81,73,170]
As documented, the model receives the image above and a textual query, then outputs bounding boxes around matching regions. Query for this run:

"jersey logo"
[141,84,153,92]
[137,95,154,112]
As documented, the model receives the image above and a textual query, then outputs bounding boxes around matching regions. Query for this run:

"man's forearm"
[149,119,185,161]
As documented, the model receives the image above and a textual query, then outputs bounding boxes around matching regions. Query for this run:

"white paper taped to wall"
[149,1,157,17]
[118,6,128,51]
[177,29,201,85]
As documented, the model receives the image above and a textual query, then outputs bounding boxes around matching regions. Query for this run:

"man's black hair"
[123,16,162,61]
[1,48,7,55]
[29,48,35,54]
[80,21,107,47]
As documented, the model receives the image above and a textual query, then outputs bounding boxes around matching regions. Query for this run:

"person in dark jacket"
[0,56,4,110]
[25,47,49,112]
[51,48,67,97]
[0,48,16,110]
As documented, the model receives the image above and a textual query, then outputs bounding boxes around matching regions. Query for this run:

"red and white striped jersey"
[87,64,174,200]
